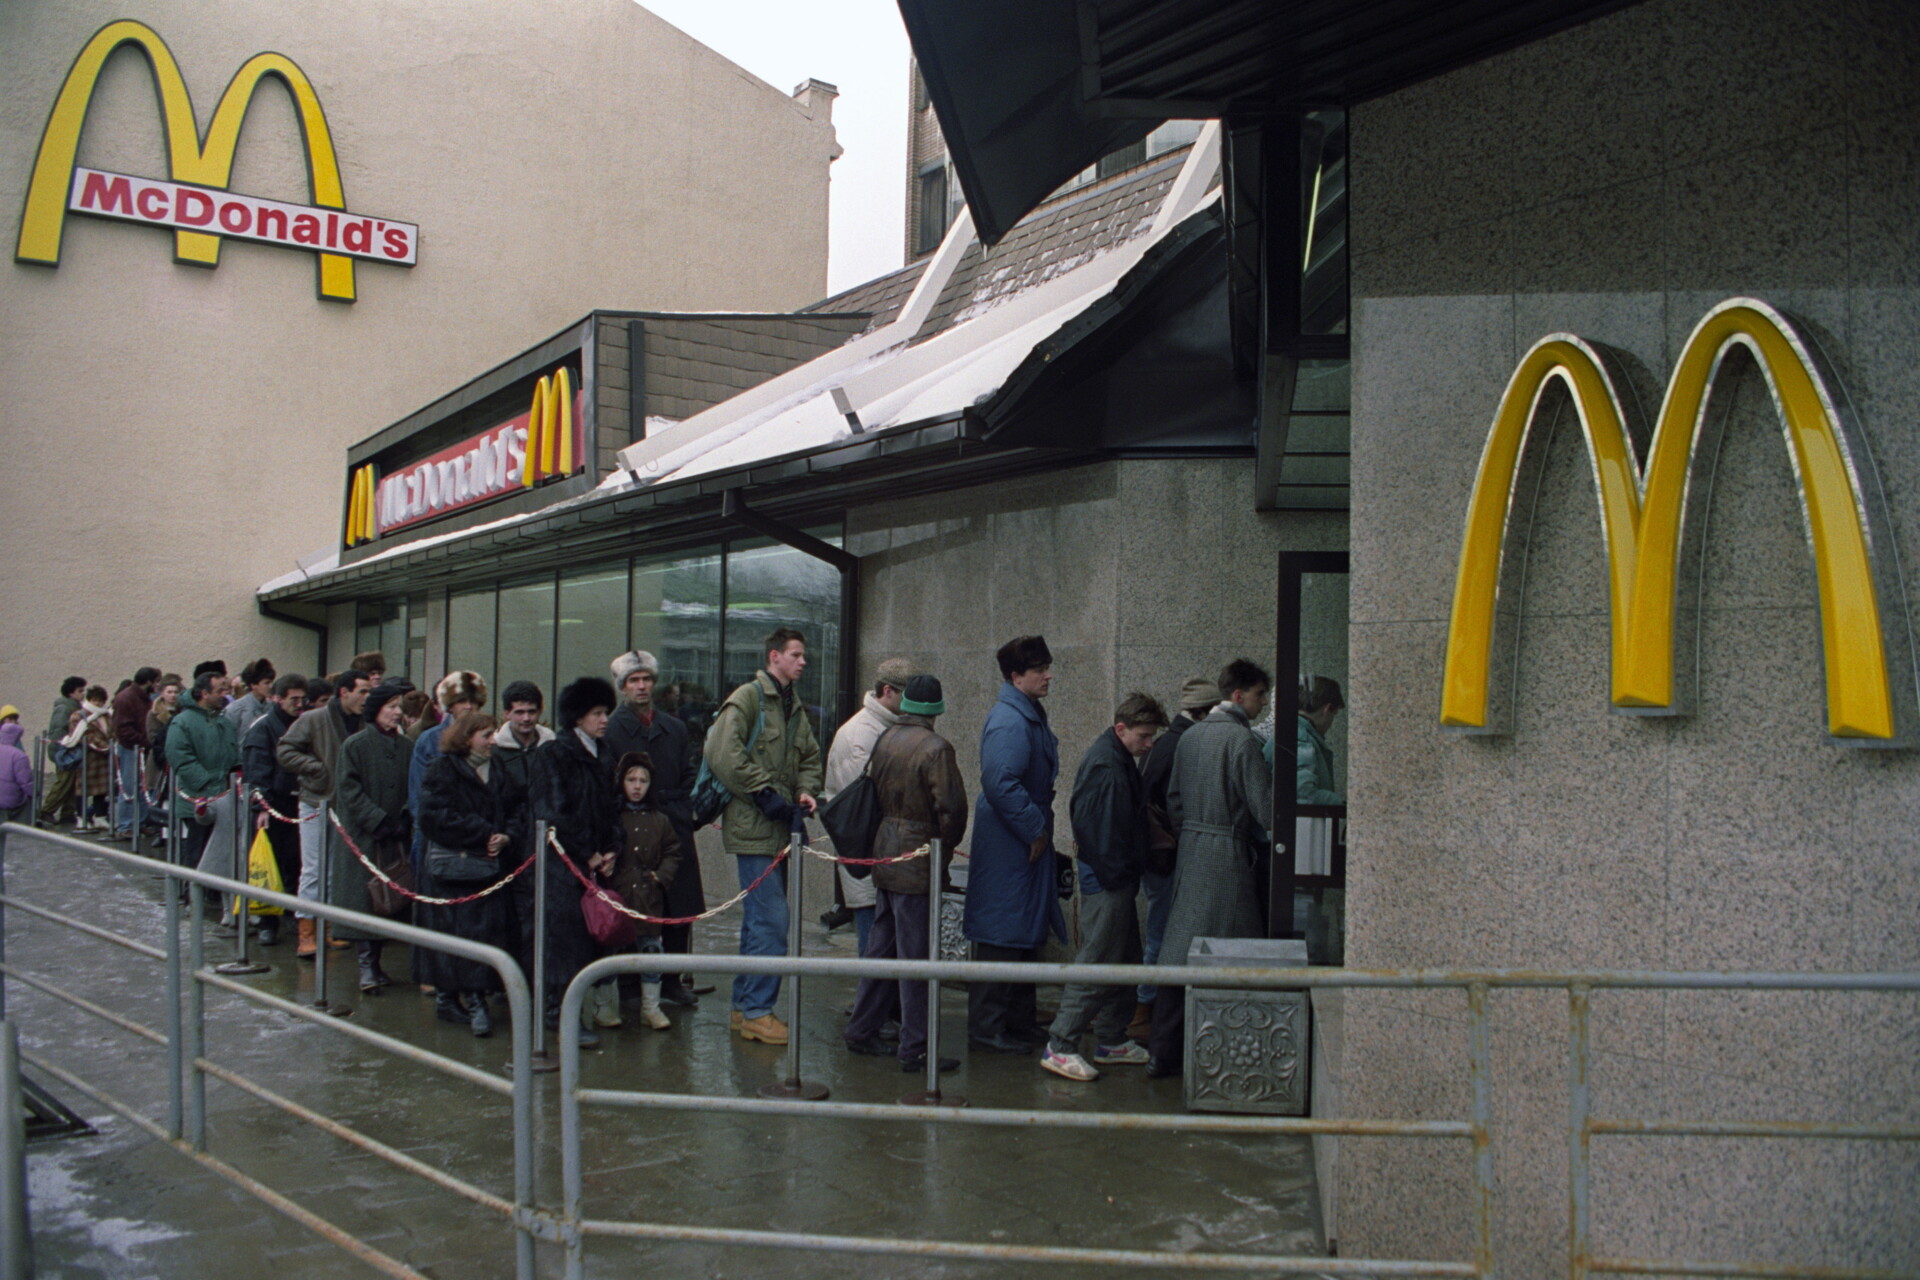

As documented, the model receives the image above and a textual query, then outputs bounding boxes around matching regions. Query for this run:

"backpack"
[688,682,799,829]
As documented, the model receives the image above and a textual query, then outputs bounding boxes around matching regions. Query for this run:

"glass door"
[1273,551,1349,962]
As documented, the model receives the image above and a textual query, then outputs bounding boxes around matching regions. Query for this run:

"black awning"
[899,0,1644,244]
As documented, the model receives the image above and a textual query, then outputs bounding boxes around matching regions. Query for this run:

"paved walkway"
[6,825,1325,1278]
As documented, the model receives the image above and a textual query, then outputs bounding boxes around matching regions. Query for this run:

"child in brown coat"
[588,751,684,1030]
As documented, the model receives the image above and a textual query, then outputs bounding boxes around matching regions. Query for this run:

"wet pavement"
[5,826,1326,1278]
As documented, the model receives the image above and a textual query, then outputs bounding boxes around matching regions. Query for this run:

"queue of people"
[4,629,1342,1081]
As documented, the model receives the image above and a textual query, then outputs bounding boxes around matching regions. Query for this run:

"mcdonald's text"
[69,167,417,265]
[373,389,584,536]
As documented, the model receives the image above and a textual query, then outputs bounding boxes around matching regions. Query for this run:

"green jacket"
[1295,715,1343,806]
[707,671,823,857]
[167,699,240,816]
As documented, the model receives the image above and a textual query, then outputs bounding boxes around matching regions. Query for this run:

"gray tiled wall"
[1343,0,1919,1269]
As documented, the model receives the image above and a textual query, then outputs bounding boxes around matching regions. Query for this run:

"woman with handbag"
[416,711,525,1037]
[329,680,416,996]
[529,677,620,1049]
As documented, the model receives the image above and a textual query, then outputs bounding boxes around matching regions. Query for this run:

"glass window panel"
[446,588,497,704]
[556,565,630,693]
[723,530,842,749]
[916,166,950,255]
[355,601,406,679]
[631,549,723,749]
[496,577,556,710]
[1283,413,1350,455]
[1291,360,1350,412]
[1301,110,1348,337]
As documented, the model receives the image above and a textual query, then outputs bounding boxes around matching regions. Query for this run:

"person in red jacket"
[111,667,160,840]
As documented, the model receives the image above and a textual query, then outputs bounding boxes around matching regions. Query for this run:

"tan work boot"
[296,917,317,959]
[737,1013,788,1044]
[729,1009,745,1033]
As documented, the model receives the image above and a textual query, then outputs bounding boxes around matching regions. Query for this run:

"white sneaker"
[1040,1047,1099,1082]
[1093,1040,1151,1066]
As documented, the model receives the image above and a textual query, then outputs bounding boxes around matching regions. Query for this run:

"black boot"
[357,942,382,995]
[365,940,393,988]
[659,976,700,1008]
[435,992,471,1024]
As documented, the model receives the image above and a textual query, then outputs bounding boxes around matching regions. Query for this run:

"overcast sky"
[639,0,912,297]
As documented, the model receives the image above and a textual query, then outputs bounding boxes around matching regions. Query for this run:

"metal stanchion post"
[760,815,828,1101]
[217,777,268,976]
[2,1020,33,1280]
[165,768,179,870]
[904,839,964,1107]
[524,820,556,1074]
[164,860,184,1140]
[312,802,350,1018]
[29,737,44,829]
[187,881,207,1151]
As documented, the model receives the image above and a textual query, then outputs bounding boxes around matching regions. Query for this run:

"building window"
[631,550,724,747]
[916,163,951,254]
[723,533,842,747]
[446,588,497,700]
[354,601,408,681]
[495,577,557,707]
[556,566,629,699]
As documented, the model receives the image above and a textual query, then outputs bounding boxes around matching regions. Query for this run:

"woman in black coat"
[415,712,526,1037]
[529,677,619,1048]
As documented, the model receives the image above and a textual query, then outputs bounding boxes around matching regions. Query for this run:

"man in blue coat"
[965,635,1065,1053]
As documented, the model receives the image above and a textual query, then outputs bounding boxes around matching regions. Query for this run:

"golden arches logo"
[1441,297,1912,745]
[16,19,364,300]
[345,465,377,547]
[522,368,575,488]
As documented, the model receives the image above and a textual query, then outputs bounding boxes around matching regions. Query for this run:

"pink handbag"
[581,880,639,949]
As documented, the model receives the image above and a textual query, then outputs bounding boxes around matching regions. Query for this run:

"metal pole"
[904,839,963,1107]
[759,818,827,1101]
[527,819,555,1073]
[0,821,7,1024]
[559,964,587,1280]
[164,856,184,1141]
[216,779,268,976]
[1567,985,1591,1280]
[166,768,179,869]
[29,737,43,829]
[312,803,349,1018]
[1467,982,1495,1280]
[187,881,207,1151]
[1,1020,32,1280]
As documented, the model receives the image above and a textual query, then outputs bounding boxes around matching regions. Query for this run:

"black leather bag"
[818,735,890,881]
[426,840,498,883]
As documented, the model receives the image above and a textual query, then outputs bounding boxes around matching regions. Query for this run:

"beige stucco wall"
[851,458,1347,863]
[0,0,833,708]
[1340,0,1919,1269]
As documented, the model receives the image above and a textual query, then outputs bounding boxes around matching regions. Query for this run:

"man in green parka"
[708,626,823,1044]
[166,670,240,895]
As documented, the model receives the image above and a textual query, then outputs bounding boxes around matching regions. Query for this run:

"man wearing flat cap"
[606,649,702,1006]
[823,656,917,956]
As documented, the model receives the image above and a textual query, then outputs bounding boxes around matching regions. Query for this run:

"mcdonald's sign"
[1441,297,1914,747]
[345,367,583,547]
[16,20,418,302]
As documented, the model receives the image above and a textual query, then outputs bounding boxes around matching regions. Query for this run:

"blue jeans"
[113,744,157,835]
[637,935,664,986]
[732,854,788,1017]
[1137,869,1173,1003]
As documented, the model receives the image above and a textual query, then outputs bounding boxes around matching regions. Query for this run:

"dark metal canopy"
[899,0,1644,243]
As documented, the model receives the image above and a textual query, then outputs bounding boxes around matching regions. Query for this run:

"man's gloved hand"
[754,788,795,825]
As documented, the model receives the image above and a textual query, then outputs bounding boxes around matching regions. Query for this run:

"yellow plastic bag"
[232,828,287,918]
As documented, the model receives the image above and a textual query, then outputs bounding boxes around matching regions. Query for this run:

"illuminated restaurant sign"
[1441,297,1912,746]
[16,19,417,302]
[345,369,583,548]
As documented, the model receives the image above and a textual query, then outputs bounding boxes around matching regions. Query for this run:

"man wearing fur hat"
[708,627,823,1045]
[605,650,704,1007]
[408,671,488,881]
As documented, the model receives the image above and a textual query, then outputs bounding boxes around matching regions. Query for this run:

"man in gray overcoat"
[1146,659,1274,1076]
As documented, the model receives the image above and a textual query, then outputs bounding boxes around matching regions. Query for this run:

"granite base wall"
[1342,0,1920,1269]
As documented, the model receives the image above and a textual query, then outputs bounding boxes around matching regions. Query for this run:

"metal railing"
[0,823,537,1280]
[557,952,1920,1280]
[3,819,1916,1279]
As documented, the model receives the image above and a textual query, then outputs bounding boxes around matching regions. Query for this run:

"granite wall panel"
[1343,0,1919,1266]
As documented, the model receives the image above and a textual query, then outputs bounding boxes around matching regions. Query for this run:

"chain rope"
[327,808,536,907]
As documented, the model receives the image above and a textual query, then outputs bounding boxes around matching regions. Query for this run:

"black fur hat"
[557,676,617,729]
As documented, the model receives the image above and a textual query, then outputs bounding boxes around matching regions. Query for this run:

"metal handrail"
[558,953,1920,1280]
[0,822,538,1280]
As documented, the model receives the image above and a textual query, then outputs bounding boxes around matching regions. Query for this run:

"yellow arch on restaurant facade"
[522,368,575,488]
[1441,297,1906,743]
[16,19,357,300]
[345,465,377,548]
